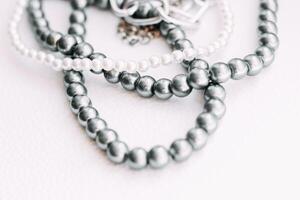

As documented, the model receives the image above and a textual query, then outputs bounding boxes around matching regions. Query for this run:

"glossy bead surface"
[173,39,193,50]
[260,0,278,12]
[94,0,110,9]
[256,46,275,67]
[244,54,264,76]
[166,28,185,45]
[148,146,169,169]
[71,0,88,9]
[128,148,148,170]
[259,10,277,23]
[86,118,107,139]
[210,63,231,83]
[107,141,129,164]
[66,83,87,100]
[196,113,218,134]
[153,79,173,100]
[204,98,226,119]
[78,106,98,126]
[70,10,87,24]
[169,139,193,162]
[171,74,192,97]
[73,42,94,58]
[120,72,140,91]
[68,23,86,36]
[258,20,278,34]
[96,128,118,150]
[64,70,85,86]
[46,32,62,51]
[189,59,209,71]
[136,76,155,98]
[103,69,120,84]
[57,35,78,54]
[159,22,176,36]
[186,128,208,150]
[187,68,209,89]
[32,17,48,28]
[70,95,91,114]
[204,84,226,101]
[259,33,279,51]
[228,58,248,80]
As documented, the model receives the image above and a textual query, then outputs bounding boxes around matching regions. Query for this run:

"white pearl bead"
[52,59,63,71]
[115,60,127,72]
[127,61,138,72]
[36,51,46,62]
[183,48,197,61]
[172,50,184,63]
[162,54,173,65]
[92,58,102,72]
[45,54,55,64]
[62,57,73,70]
[72,58,82,71]
[149,56,161,68]
[81,58,92,70]
[138,60,150,72]
[103,58,115,71]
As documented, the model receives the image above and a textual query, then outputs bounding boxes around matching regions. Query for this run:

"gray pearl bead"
[71,0,88,9]
[173,39,193,50]
[204,84,226,101]
[73,42,94,58]
[29,9,44,19]
[159,22,176,36]
[57,35,78,54]
[260,0,278,12]
[78,106,99,126]
[120,72,140,91]
[210,63,232,83]
[204,98,226,119]
[28,0,41,10]
[259,10,277,23]
[196,112,218,134]
[70,95,91,114]
[103,69,121,84]
[166,28,185,45]
[186,128,208,150]
[86,118,107,139]
[228,58,248,80]
[32,18,48,28]
[107,140,129,164]
[68,23,86,36]
[74,35,84,43]
[187,68,209,90]
[256,46,275,67]
[244,54,264,76]
[189,59,209,71]
[259,33,279,51]
[70,10,87,24]
[148,146,169,169]
[136,76,155,98]
[258,20,278,35]
[128,148,148,170]
[171,74,192,97]
[94,0,124,9]
[66,82,87,100]
[35,27,49,38]
[96,128,119,150]
[89,53,106,74]
[46,32,62,51]
[153,79,173,100]
[64,70,85,86]
[169,139,193,162]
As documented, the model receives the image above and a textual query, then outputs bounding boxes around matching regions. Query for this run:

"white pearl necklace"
[9,0,234,73]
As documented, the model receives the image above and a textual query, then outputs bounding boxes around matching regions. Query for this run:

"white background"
[1,0,300,199]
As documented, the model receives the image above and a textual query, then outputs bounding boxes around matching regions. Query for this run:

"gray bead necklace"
[28,0,227,169]
[24,0,279,170]
[28,0,279,101]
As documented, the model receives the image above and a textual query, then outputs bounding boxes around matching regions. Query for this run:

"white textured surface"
[1,0,300,199]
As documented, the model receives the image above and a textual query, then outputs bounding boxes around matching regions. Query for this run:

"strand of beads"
[25,0,211,100]
[64,70,227,169]
[9,0,234,73]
